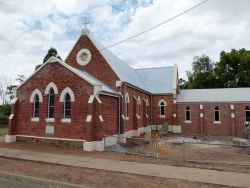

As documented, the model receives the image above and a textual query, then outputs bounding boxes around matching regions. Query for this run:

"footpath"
[0,148,249,188]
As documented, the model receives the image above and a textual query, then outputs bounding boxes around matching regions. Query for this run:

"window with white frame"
[125,92,129,118]
[214,106,220,122]
[48,88,55,118]
[33,94,40,118]
[64,93,71,118]
[158,99,167,117]
[185,106,191,121]
[136,97,141,117]
[245,106,250,122]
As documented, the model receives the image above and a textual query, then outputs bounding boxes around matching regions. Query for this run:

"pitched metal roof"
[88,35,148,91]
[135,67,174,94]
[88,34,175,94]
[177,88,250,103]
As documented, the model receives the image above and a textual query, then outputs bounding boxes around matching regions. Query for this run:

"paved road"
[0,171,86,188]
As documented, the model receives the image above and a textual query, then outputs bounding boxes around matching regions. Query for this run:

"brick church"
[6,27,250,151]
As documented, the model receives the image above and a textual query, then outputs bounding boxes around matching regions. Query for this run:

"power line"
[99,0,209,51]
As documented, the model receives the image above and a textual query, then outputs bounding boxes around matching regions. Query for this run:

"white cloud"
[0,0,249,84]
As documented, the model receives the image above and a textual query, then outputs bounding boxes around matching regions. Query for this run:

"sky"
[0,0,249,85]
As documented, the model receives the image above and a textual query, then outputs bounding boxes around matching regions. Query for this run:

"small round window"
[76,49,91,65]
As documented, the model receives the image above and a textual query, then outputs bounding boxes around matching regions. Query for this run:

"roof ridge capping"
[135,65,174,70]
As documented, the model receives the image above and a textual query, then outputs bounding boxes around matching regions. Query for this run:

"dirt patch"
[0,157,233,188]
[1,133,250,174]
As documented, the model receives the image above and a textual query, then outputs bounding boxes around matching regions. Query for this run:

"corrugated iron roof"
[135,67,174,94]
[177,88,250,103]
[88,35,174,94]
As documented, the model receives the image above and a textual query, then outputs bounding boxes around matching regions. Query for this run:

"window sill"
[61,118,71,123]
[46,118,55,122]
[136,115,140,119]
[146,114,149,118]
[160,115,165,118]
[126,116,129,120]
[31,117,39,122]
[185,120,192,124]
[214,121,221,125]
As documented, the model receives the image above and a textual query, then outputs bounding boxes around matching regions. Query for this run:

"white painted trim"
[200,113,204,118]
[76,48,91,66]
[136,114,141,119]
[15,134,85,142]
[137,96,141,105]
[5,135,16,143]
[125,92,130,103]
[16,56,102,91]
[116,80,122,87]
[126,116,129,120]
[214,121,221,125]
[172,63,178,95]
[185,120,192,124]
[86,115,92,122]
[9,114,14,120]
[88,95,95,103]
[64,34,124,82]
[11,98,18,104]
[99,115,104,122]
[160,115,165,118]
[158,99,167,106]
[59,87,75,102]
[230,104,234,110]
[44,82,58,95]
[61,118,71,123]
[231,113,235,118]
[31,117,39,122]
[30,89,43,102]
[46,118,55,122]
[83,140,104,152]
[95,96,102,103]
[200,104,203,109]
[94,85,102,95]
[122,114,125,120]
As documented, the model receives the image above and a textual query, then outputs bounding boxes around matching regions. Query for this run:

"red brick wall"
[99,94,119,137]
[177,103,250,136]
[65,35,119,89]
[120,84,151,132]
[152,95,174,125]
[10,62,117,141]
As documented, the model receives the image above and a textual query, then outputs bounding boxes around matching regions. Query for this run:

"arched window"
[185,107,191,121]
[48,88,55,118]
[158,99,167,117]
[64,93,71,118]
[245,106,250,122]
[214,106,220,122]
[160,102,165,116]
[33,94,40,118]
[136,97,141,117]
[125,92,129,118]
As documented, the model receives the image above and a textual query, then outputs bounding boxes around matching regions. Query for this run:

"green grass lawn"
[0,127,8,137]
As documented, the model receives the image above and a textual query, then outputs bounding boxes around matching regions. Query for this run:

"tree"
[214,48,250,87]
[179,78,188,89]
[185,55,216,89]
[35,47,62,70]
[6,75,25,101]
